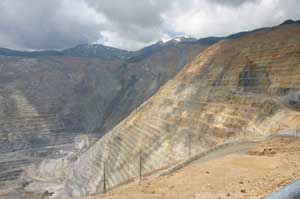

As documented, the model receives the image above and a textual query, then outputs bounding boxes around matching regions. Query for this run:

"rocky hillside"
[0,37,211,198]
[58,22,300,198]
[0,40,208,153]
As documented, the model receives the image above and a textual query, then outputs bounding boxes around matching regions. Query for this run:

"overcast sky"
[0,0,299,51]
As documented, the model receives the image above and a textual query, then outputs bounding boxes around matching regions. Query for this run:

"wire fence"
[100,125,300,195]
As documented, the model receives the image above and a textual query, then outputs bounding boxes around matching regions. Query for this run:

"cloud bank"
[0,0,299,50]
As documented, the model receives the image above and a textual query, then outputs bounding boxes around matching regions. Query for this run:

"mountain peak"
[173,35,197,42]
[61,43,132,60]
[159,35,197,45]
[280,19,300,26]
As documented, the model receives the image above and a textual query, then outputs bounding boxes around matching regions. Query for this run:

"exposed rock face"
[0,40,210,197]
[62,23,300,198]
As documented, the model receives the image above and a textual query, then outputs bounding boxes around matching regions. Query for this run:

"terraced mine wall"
[59,23,300,198]
[0,41,208,196]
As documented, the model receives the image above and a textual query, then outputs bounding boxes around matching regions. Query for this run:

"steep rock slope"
[63,22,300,197]
[0,40,209,195]
[0,41,207,154]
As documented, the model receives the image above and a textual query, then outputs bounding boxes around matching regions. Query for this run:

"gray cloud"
[210,0,258,7]
[85,0,172,50]
[85,0,169,28]
[166,0,300,39]
[0,0,299,51]
[0,0,102,50]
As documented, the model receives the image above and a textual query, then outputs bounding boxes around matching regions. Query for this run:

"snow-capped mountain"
[160,35,197,44]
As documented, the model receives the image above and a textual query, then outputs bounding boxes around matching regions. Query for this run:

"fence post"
[139,149,142,185]
[188,133,191,158]
[103,161,107,194]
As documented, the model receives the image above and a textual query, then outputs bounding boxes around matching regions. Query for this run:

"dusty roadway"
[87,137,300,199]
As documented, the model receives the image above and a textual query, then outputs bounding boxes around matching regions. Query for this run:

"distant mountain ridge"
[61,44,133,60]
[0,44,132,60]
[280,19,300,25]
[1,19,299,60]
[0,47,63,57]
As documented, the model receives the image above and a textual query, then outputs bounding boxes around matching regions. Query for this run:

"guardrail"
[264,181,300,199]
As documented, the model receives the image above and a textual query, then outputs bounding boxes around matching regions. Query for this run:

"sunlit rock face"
[0,40,210,198]
[63,23,300,197]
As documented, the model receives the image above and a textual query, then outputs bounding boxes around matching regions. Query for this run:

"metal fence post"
[139,149,142,184]
[103,161,107,194]
[188,133,191,158]
[297,126,300,137]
